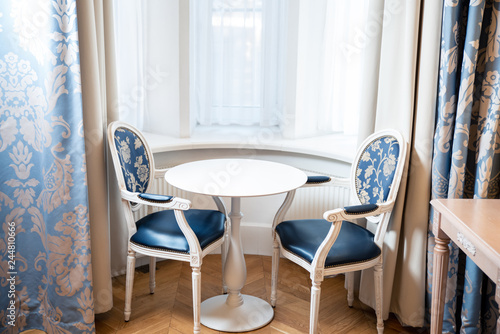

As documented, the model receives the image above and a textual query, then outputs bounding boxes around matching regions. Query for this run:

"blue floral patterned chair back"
[113,125,152,193]
[354,135,400,206]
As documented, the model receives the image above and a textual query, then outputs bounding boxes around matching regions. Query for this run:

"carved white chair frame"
[271,129,408,334]
[108,121,229,334]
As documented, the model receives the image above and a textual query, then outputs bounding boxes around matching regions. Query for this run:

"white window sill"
[143,126,357,163]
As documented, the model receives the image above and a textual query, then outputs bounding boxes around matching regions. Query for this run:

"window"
[191,0,287,127]
[112,1,369,139]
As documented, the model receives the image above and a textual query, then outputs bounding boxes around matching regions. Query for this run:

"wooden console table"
[430,199,500,334]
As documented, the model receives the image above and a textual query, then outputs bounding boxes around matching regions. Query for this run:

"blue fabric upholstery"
[130,209,226,253]
[344,203,378,215]
[306,176,332,184]
[114,127,150,193]
[138,193,174,203]
[276,219,381,268]
[355,136,399,205]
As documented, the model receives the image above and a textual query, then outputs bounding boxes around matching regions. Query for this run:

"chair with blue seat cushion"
[271,129,407,334]
[108,121,229,334]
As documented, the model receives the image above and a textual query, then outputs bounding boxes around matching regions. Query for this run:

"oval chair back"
[108,121,155,194]
[350,129,407,246]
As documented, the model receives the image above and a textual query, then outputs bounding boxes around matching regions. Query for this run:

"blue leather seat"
[131,209,226,253]
[276,219,381,268]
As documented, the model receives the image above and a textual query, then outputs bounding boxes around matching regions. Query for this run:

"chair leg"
[192,266,202,334]
[374,264,384,334]
[310,281,322,334]
[346,271,354,307]
[271,241,280,307]
[124,249,136,321]
[149,257,156,294]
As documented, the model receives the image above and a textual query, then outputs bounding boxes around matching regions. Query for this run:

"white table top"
[165,158,307,197]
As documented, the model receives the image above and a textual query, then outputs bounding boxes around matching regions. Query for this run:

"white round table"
[165,159,307,332]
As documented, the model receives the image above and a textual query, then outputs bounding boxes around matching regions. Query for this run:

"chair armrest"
[323,202,393,222]
[310,202,393,270]
[306,176,332,184]
[302,175,350,188]
[121,189,191,210]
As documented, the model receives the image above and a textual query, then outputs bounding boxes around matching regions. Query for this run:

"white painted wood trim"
[143,128,357,163]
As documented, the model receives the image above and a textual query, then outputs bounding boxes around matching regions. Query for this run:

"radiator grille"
[285,183,351,220]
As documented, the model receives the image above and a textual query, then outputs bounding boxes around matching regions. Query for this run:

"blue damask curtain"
[0,1,94,333]
[427,0,500,332]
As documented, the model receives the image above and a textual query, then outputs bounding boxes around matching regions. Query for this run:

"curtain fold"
[112,0,147,130]
[0,0,97,332]
[426,0,500,332]
[285,0,371,139]
[354,0,442,327]
[76,0,119,315]
[390,0,444,326]
[113,0,181,137]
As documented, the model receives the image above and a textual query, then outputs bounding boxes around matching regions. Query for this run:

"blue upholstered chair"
[107,121,229,334]
[270,129,407,334]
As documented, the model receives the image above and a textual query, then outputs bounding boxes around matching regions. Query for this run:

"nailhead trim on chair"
[130,241,189,254]
[280,244,381,269]
[325,254,380,269]
[131,236,224,253]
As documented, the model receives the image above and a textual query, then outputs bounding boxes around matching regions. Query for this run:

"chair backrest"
[349,129,407,226]
[108,121,155,194]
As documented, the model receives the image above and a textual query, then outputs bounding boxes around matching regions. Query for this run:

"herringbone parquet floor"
[93,255,427,334]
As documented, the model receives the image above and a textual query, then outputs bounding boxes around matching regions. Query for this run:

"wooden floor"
[95,255,427,334]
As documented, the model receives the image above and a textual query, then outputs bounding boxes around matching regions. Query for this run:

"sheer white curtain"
[191,0,287,126]
[113,0,180,137]
[76,0,118,314]
[283,0,370,139]
[113,0,147,130]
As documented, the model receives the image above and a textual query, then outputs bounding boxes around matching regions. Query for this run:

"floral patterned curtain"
[0,1,94,333]
[427,0,500,332]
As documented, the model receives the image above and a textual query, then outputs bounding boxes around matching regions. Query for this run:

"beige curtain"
[356,0,443,327]
[77,0,119,314]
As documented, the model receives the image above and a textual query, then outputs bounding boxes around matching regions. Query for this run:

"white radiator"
[134,168,351,222]
[284,180,351,220]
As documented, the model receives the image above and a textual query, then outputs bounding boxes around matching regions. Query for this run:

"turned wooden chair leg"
[310,281,322,334]
[374,264,384,334]
[149,256,156,294]
[346,271,354,307]
[271,241,280,307]
[192,266,202,334]
[124,249,136,321]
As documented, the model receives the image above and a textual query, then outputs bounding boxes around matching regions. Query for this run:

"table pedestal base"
[201,294,274,332]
